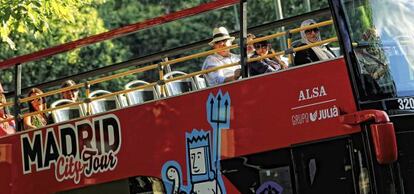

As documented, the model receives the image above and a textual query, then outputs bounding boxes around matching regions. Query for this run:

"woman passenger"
[249,39,287,76]
[0,93,16,137]
[294,19,336,65]
[247,33,256,58]
[23,88,48,130]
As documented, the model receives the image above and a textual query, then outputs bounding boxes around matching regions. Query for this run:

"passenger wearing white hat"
[202,27,241,86]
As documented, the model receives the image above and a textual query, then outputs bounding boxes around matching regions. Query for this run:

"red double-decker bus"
[0,0,413,193]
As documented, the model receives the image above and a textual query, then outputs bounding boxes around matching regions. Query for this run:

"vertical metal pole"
[158,63,166,97]
[13,63,22,131]
[163,57,172,74]
[85,82,91,115]
[233,5,240,31]
[275,0,287,50]
[287,32,293,65]
[239,0,248,78]
[305,0,311,12]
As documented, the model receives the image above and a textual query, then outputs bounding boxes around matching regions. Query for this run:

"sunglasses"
[305,28,319,34]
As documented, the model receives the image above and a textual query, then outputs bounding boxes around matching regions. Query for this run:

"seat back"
[89,90,121,114]
[194,75,208,89]
[163,71,197,96]
[50,99,84,123]
[125,80,158,106]
[118,94,129,107]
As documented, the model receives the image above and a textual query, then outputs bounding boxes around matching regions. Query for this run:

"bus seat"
[163,71,197,96]
[118,94,128,107]
[88,90,121,114]
[124,80,158,106]
[194,74,208,89]
[50,99,84,123]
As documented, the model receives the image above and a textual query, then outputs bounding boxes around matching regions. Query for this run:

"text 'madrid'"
[20,114,122,184]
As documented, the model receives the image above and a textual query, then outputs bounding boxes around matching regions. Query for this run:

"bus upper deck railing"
[0,19,338,127]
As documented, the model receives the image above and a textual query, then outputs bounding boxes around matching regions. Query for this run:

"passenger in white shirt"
[202,27,241,86]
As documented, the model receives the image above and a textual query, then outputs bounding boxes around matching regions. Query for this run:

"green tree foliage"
[97,0,239,76]
[0,6,131,92]
[0,0,102,49]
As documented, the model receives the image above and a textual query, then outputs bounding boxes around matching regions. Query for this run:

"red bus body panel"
[0,58,360,193]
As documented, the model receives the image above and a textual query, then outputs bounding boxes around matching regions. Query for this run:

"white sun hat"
[208,27,235,46]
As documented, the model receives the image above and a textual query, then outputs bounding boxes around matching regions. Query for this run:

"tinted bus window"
[341,0,414,99]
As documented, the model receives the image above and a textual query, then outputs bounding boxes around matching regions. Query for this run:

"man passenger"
[61,79,79,102]
[202,27,241,86]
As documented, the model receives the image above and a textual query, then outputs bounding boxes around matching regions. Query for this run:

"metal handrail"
[15,20,333,103]
[164,62,240,83]
[4,61,242,125]
[3,8,332,98]
[0,116,14,124]
[89,82,159,102]
[0,101,14,110]
[248,20,333,44]
[16,45,241,104]
[250,37,338,62]
[160,45,239,67]
[19,84,84,103]
[88,64,159,85]
[290,20,333,34]
[21,101,85,119]
[1,19,338,126]
[64,62,242,103]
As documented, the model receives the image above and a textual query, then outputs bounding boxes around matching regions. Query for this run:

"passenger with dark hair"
[247,33,256,58]
[294,19,336,65]
[23,88,48,130]
[0,93,15,137]
[61,79,79,102]
[248,39,287,76]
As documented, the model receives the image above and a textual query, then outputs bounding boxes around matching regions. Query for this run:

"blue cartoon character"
[162,91,230,194]
[187,130,219,193]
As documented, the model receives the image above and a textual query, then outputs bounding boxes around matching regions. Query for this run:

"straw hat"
[208,27,235,46]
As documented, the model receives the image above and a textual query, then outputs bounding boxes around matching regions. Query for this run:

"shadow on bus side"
[56,176,164,194]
